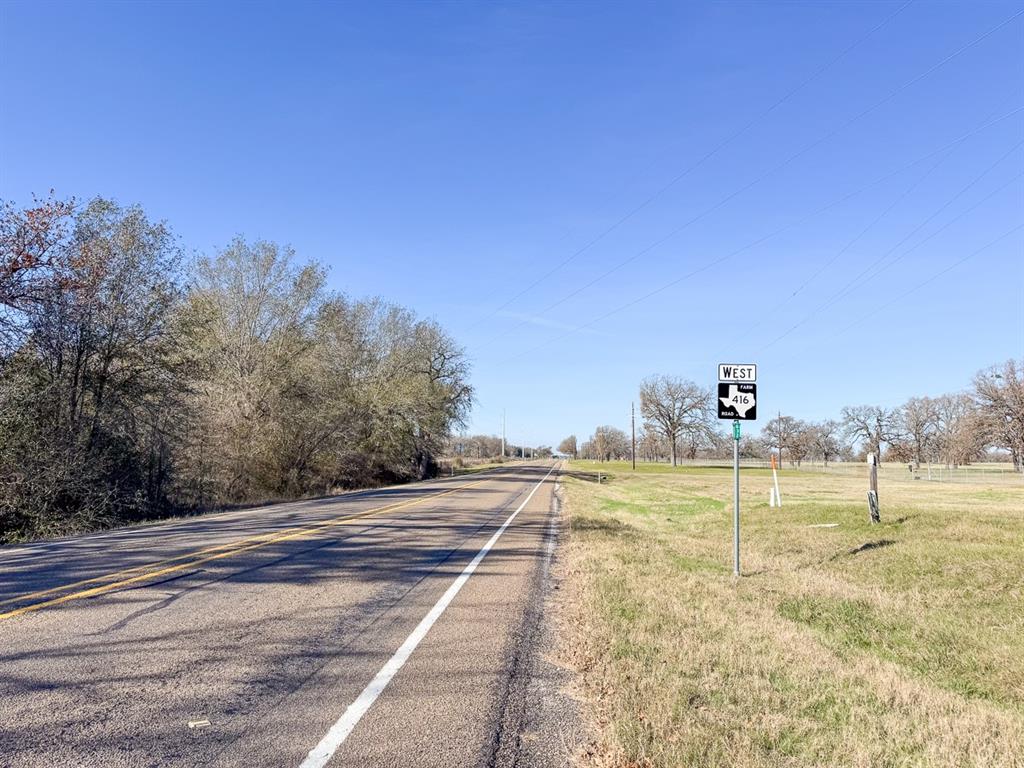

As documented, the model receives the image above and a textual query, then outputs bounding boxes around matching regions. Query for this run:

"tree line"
[563,364,1024,471]
[0,196,473,542]
[444,434,551,461]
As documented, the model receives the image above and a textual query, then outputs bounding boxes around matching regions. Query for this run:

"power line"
[481,6,1024,346]
[489,105,1023,364]
[758,138,1024,352]
[775,152,951,306]
[789,221,1024,353]
[719,139,961,353]
[464,0,915,332]
[854,171,1023,292]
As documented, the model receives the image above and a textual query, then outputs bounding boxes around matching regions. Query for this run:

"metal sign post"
[718,363,758,578]
[733,419,740,576]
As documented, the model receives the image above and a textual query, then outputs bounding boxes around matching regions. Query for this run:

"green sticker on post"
[733,421,741,440]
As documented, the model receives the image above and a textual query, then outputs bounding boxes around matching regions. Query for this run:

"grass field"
[560,460,1024,768]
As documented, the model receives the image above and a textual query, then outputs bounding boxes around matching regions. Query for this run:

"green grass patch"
[563,460,1024,767]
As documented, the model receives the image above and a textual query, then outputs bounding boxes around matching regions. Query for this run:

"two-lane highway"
[0,461,568,767]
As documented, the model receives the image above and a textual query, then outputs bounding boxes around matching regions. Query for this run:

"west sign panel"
[718,363,756,382]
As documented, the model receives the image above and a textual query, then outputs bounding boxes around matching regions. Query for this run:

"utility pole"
[778,409,783,466]
[501,410,506,459]
[631,402,636,471]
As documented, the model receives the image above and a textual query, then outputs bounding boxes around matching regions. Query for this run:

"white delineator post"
[771,453,782,507]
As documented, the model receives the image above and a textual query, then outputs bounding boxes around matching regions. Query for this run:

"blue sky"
[1,1,1021,447]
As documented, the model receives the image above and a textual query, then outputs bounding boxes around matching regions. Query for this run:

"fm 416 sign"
[718,363,757,421]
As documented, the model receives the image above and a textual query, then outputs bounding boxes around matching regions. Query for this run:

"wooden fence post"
[867,453,880,523]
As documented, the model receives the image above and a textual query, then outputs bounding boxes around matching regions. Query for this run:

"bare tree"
[808,420,843,466]
[926,393,981,467]
[557,435,577,458]
[311,298,472,483]
[636,428,667,463]
[788,421,814,466]
[841,405,900,458]
[591,425,629,462]
[973,360,1024,472]
[639,375,714,466]
[457,434,503,459]
[185,238,326,500]
[703,429,734,460]
[163,238,475,500]
[762,414,801,465]
[739,435,770,460]
[899,396,938,468]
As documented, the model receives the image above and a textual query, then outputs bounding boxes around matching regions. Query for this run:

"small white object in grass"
[188,719,211,729]
[807,523,840,528]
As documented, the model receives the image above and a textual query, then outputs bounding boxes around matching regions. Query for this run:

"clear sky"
[2,1,1022,448]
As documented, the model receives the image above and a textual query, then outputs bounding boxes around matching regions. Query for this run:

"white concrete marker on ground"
[299,463,558,768]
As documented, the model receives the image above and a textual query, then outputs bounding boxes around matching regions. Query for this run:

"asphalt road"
[0,461,576,767]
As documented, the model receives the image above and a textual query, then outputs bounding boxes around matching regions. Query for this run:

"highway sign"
[720,364,757,577]
[718,363,756,382]
[718,382,757,420]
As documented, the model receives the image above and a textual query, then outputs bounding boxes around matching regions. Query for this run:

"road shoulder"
[492,470,588,768]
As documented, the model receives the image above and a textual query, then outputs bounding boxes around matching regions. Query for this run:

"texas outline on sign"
[718,382,757,420]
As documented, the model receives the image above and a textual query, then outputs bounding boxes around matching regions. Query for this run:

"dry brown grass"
[561,461,1024,768]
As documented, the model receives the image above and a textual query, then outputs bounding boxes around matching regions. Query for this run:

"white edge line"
[298,463,558,768]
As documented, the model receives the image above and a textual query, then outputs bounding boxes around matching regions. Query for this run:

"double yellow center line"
[0,475,494,621]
